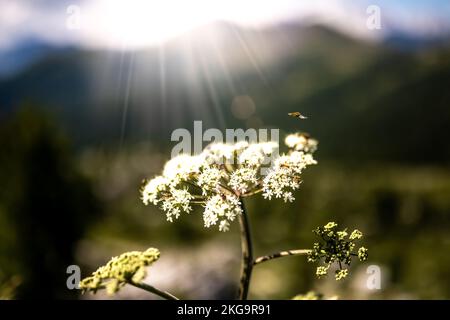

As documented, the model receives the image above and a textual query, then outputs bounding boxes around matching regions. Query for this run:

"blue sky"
[0,0,449,51]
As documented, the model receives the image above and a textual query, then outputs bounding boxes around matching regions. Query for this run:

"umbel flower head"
[79,248,160,295]
[292,291,338,300]
[285,133,318,153]
[141,133,317,232]
[307,222,368,281]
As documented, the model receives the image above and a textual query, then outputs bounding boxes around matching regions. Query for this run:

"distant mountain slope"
[0,23,449,163]
[0,39,73,79]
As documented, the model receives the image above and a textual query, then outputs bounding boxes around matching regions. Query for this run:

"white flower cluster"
[285,133,318,153]
[263,151,317,202]
[141,134,316,231]
[203,194,242,232]
[229,167,258,194]
[141,175,193,222]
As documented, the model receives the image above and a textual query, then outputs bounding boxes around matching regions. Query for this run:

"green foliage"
[0,108,102,299]
[0,273,21,300]
[307,222,368,281]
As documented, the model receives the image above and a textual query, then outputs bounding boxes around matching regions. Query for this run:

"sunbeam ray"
[119,51,135,148]
[230,25,269,87]
[197,44,227,130]
[209,28,239,97]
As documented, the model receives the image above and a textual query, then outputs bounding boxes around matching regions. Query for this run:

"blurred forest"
[0,23,449,299]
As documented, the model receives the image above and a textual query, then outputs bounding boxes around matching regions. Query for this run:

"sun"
[87,0,219,48]
[83,0,285,48]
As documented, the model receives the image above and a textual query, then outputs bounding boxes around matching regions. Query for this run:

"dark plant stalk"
[128,281,180,300]
[237,198,253,300]
[253,249,311,265]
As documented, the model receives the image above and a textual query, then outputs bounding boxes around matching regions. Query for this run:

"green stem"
[242,188,263,198]
[237,198,253,300]
[190,200,206,205]
[128,281,179,300]
[253,249,311,265]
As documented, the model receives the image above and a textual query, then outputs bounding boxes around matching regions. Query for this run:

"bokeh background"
[1,0,450,299]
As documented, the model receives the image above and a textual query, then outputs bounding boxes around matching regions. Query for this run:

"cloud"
[0,1,75,49]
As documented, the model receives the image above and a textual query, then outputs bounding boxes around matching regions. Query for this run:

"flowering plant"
[80,130,368,299]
